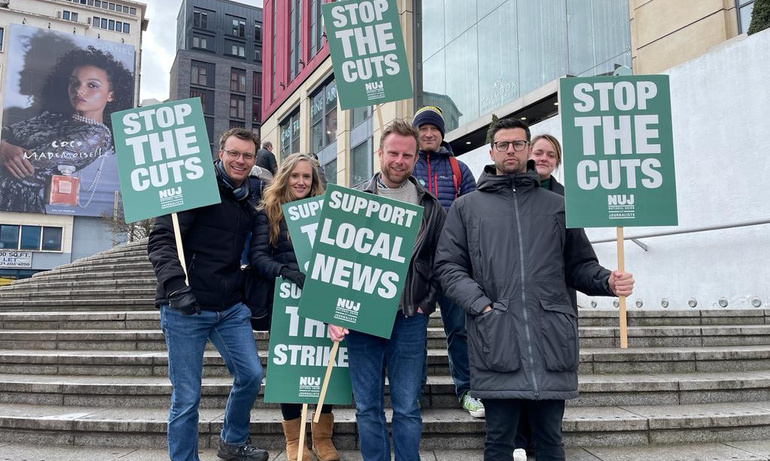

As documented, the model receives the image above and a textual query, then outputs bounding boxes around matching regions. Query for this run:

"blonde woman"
[250,153,337,461]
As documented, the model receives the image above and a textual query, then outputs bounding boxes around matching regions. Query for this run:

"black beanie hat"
[412,105,445,137]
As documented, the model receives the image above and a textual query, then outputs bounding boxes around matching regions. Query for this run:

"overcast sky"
[140,0,263,103]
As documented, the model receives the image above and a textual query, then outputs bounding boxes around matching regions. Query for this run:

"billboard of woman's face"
[0,24,136,216]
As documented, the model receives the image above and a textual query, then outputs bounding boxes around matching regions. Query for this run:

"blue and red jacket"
[413,142,476,211]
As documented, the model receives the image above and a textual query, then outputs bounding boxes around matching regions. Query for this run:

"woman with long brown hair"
[250,153,337,461]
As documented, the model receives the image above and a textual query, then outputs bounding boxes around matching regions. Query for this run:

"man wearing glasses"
[148,128,269,461]
[434,118,634,460]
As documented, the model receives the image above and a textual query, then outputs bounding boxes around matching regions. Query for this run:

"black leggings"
[280,403,333,420]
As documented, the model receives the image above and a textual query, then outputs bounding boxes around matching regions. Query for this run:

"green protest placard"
[298,184,423,339]
[282,196,325,271]
[111,99,220,223]
[322,0,413,110]
[264,279,352,405]
[559,75,678,228]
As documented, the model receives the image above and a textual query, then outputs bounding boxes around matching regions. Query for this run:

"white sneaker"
[513,448,527,461]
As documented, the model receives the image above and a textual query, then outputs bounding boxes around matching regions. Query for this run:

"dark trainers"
[217,437,269,461]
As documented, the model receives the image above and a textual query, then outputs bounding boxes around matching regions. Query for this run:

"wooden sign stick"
[171,212,188,285]
[313,340,340,423]
[297,403,309,461]
[617,227,628,348]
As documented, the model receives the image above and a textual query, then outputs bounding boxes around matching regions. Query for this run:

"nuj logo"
[607,194,635,206]
[337,298,360,312]
[365,81,384,91]
[159,187,182,199]
[299,376,321,386]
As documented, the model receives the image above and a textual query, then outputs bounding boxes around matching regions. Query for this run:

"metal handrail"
[590,219,770,248]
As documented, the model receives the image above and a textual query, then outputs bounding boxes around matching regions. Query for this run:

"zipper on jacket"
[513,184,540,398]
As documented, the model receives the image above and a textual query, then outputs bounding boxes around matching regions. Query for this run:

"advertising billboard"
[0,24,136,217]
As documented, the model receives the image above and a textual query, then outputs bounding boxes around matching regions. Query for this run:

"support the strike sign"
[322,0,413,110]
[560,75,678,348]
[298,184,423,339]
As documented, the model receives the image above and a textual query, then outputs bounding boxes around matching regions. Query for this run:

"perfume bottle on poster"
[48,165,80,206]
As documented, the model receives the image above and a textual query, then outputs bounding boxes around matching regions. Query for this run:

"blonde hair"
[259,153,325,245]
[530,134,562,167]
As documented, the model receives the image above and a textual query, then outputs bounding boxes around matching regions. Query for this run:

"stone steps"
[4,324,770,352]
[2,369,769,410]
[0,278,158,292]
[2,345,769,378]
[2,402,770,451]
[579,308,770,327]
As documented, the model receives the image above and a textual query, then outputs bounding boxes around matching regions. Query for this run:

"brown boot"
[311,412,339,461]
[282,417,314,461]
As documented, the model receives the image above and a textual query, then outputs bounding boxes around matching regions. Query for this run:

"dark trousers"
[482,398,566,461]
[515,406,532,451]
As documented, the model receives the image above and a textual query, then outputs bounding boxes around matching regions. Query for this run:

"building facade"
[0,0,147,283]
[170,0,263,154]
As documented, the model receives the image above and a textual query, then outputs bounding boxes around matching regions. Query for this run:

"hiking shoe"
[217,437,269,461]
[461,392,485,418]
[513,448,528,461]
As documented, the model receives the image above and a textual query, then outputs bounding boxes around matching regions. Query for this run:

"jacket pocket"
[468,300,520,373]
[540,300,579,372]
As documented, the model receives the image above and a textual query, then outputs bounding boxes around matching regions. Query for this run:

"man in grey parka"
[434,117,634,461]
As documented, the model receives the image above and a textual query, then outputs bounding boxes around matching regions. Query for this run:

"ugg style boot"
[311,412,340,461]
[281,417,314,461]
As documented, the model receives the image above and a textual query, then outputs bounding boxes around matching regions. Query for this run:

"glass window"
[230,68,246,93]
[350,106,371,129]
[0,225,19,250]
[420,0,631,132]
[95,0,101,7]
[738,0,755,34]
[71,12,78,22]
[255,46,262,64]
[123,23,130,34]
[310,0,324,56]
[0,28,3,52]
[192,34,210,51]
[101,18,108,29]
[190,88,214,114]
[280,110,300,158]
[311,79,338,153]
[230,96,245,119]
[324,159,337,185]
[41,227,62,252]
[253,72,262,96]
[109,2,115,11]
[226,41,246,58]
[289,0,302,80]
[253,99,262,123]
[108,19,115,30]
[63,10,71,20]
[231,17,246,37]
[191,61,210,86]
[20,226,41,250]
[130,7,136,15]
[255,22,262,42]
[123,5,130,13]
[116,21,122,32]
[194,10,208,29]
[350,140,372,186]
[93,17,100,27]
[230,120,245,129]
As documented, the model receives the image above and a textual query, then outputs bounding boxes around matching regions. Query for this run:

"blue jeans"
[347,313,429,461]
[438,295,470,400]
[161,303,263,461]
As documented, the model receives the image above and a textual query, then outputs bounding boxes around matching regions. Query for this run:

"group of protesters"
[147,105,634,461]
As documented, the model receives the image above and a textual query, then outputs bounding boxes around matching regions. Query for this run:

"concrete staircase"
[1,239,770,459]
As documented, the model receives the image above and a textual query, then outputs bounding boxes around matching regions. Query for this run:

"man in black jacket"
[148,128,268,461]
[256,141,277,175]
[329,120,446,461]
[434,118,634,461]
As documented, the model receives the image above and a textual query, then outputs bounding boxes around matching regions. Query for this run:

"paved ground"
[1,442,770,461]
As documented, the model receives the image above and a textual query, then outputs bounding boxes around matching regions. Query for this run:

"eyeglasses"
[224,149,256,161]
[492,140,530,152]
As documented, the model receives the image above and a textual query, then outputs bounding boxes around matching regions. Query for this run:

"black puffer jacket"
[358,174,446,317]
[251,210,298,278]
[434,166,613,400]
[148,176,257,311]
